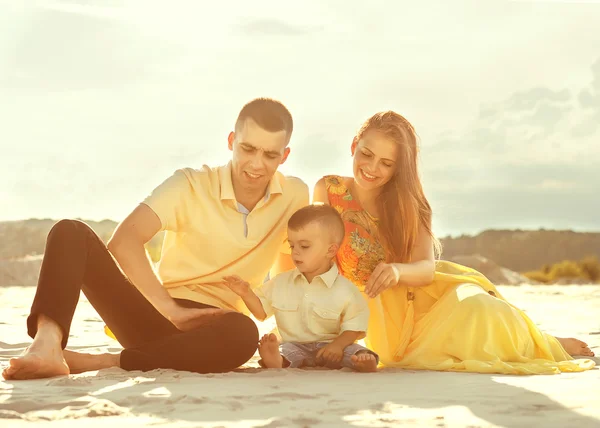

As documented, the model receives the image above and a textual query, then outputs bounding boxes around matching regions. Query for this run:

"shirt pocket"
[272,300,300,336]
[308,304,341,337]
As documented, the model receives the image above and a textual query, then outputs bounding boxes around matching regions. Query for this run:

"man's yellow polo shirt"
[143,162,309,313]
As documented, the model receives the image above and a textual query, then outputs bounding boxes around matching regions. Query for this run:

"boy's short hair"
[235,98,293,143]
[288,204,345,245]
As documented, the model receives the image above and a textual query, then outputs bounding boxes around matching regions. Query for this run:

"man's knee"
[49,219,90,239]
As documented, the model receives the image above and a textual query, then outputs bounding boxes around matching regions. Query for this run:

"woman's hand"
[365,263,402,298]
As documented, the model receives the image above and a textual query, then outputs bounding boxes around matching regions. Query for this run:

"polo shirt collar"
[219,161,283,202]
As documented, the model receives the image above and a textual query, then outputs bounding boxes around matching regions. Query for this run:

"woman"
[313,111,595,375]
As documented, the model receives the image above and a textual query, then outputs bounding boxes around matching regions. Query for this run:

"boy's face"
[288,222,337,275]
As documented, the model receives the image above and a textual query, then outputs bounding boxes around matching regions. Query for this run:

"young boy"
[222,204,378,372]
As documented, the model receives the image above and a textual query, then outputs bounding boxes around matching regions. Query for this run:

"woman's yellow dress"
[324,176,595,374]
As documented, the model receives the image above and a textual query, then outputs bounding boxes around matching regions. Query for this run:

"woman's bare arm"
[394,223,436,287]
[312,178,329,204]
[365,223,436,296]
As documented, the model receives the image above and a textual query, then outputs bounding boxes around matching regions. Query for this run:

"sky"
[0,0,599,237]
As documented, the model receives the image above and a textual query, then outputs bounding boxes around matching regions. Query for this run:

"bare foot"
[2,339,69,380]
[556,337,595,357]
[351,352,378,373]
[63,350,120,374]
[258,334,283,368]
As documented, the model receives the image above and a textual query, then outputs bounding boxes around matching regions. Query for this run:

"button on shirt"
[236,189,269,238]
[255,264,370,343]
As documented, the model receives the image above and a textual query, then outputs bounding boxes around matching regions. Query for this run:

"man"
[2,98,309,379]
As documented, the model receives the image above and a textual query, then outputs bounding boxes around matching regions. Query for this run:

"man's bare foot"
[63,350,120,374]
[556,337,595,357]
[2,315,69,381]
[351,352,378,373]
[2,340,69,380]
[258,334,283,368]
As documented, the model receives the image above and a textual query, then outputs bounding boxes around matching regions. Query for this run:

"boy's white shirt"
[254,264,369,343]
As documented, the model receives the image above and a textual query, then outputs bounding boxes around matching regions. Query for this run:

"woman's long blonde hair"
[356,111,441,263]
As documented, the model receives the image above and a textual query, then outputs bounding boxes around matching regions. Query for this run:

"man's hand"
[222,275,252,297]
[162,303,231,332]
[365,263,402,298]
[316,342,345,366]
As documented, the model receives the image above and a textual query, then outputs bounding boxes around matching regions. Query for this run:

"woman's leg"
[554,338,594,357]
[415,284,593,369]
[450,287,593,358]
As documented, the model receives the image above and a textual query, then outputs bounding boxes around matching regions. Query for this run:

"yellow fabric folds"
[365,260,595,374]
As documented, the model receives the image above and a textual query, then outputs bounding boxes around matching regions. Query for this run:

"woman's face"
[352,130,400,192]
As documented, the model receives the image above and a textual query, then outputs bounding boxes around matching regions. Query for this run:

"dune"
[1,284,599,427]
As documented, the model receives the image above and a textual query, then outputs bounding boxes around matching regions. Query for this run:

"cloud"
[0,7,185,91]
[239,18,323,37]
[574,57,600,136]
[422,57,600,234]
[504,87,570,111]
[429,58,600,167]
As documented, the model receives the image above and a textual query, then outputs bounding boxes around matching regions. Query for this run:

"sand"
[1,284,599,427]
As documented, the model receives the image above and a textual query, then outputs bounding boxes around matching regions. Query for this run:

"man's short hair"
[235,98,293,142]
[288,204,345,245]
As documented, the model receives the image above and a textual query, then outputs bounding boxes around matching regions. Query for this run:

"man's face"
[228,118,290,194]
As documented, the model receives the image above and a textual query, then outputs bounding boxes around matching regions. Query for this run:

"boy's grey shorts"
[279,341,379,369]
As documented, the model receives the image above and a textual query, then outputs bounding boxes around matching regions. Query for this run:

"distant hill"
[0,219,163,287]
[0,219,119,259]
[441,229,600,272]
[1,219,599,273]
